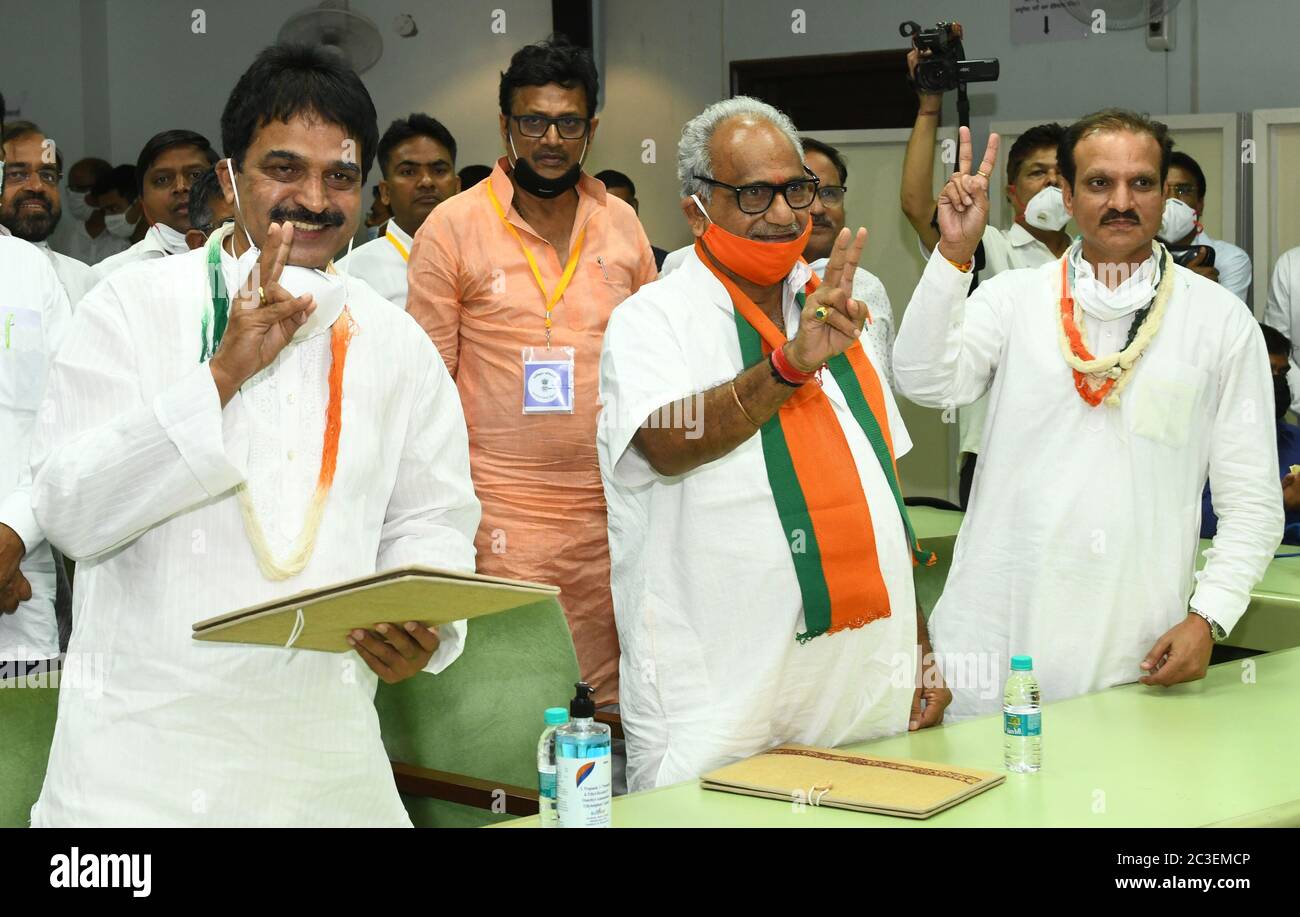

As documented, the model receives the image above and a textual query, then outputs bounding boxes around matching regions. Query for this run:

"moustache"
[267,205,345,228]
[750,224,801,240]
[13,192,52,210]
[811,215,834,229]
[1101,210,1140,224]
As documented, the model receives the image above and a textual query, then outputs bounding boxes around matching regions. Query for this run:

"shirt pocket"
[0,308,48,412]
[561,261,629,332]
[1127,358,1209,449]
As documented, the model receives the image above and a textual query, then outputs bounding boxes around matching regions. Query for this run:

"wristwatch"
[1190,608,1227,643]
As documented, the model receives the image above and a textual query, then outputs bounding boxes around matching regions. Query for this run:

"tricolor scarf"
[695,242,935,643]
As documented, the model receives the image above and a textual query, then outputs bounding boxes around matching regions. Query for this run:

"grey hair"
[677,96,803,202]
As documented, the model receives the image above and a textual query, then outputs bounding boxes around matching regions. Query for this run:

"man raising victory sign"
[599,97,947,791]
[29,44,480,827]
[894,112,1282,717]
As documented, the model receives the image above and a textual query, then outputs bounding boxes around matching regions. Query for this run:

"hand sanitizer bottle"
[554,682,612,828]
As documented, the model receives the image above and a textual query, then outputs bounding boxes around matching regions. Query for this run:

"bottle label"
[556,754,612,827]
[1004,711,1041,737]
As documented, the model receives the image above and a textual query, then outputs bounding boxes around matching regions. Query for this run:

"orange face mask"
[692,194,812,285]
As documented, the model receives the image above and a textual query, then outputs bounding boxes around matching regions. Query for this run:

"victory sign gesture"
[935,126,1001,267]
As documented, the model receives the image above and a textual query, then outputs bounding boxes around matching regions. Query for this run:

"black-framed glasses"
[816,185,847,205]
[511,115,590,140]
[693,173,820,214]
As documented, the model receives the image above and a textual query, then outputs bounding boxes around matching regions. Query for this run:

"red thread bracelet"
[771,345,818,385]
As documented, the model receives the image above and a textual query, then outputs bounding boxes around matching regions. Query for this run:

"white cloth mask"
[1158,198,1197,244]
[64,188,94,221]
[1068,241,1160,322]
[1022,186,1070,232]
[151,221,190,255]
[105,211,137,238]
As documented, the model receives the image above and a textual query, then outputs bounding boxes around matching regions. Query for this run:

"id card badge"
[522,346,575,414]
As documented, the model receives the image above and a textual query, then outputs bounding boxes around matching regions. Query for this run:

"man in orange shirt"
[406,36,656,704]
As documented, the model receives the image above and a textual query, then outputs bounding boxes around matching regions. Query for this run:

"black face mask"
[508,135,585,199]
[1275,373,1291,423]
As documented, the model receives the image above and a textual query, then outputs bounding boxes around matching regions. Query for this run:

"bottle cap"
[570,681,595,718]
[1010,655,1033,671]
[543,706,568,725]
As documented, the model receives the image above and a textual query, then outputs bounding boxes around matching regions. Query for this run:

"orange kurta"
[406,158,656,704]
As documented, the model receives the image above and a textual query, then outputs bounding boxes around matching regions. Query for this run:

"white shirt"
[1193,229,1251,303]
[52,218,129,266]
[598,248,917,792]
[958,223,1060,457]
[1262,246,1300,414]
[657,243,691,278]
[894,248,1283,717]
[29,228,481,826]
[337,221,412,309]
[0,237,72,662]
[92,226,180,279]
[34,240,98,310]
[808,259,895,387]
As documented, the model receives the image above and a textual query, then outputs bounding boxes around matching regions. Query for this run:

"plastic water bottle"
[555,682,612,828]
[1003,655,1042,773]
[537,706,568,827]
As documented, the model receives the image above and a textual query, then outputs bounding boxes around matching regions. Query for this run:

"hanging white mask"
[105,211,137,238]
[1158,198,1197,243]
[225,159,352,343]
[151,221,190,255]
[64,188,95,222]
[1022,185,1070,232]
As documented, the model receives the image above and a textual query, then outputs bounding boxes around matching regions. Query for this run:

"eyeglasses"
[3,167,61,187]
[692,173,820,215]
[511,115,590,140]
[816,185,847,205]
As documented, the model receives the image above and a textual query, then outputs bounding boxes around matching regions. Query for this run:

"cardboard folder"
[191,566,560,653]
[700,743,1004,819]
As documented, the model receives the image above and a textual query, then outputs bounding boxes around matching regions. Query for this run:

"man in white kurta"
[894,117,1283,718]
[338,219,413,308]
[0,237,71,666]
[28,216,479,825]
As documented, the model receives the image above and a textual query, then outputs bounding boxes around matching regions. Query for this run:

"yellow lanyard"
[385,227,410,262]
[486,180,586,347]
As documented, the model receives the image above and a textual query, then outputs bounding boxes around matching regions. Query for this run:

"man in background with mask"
[94,129,217,278]
[1159,150,1251,302]
[183,167,234,250]
[29,43,479,827]
[899,42,1069,507]
[1201,324,1300,545]
[1,120,98,307]
[339,113,459,308]
[802,136,896,386]
[406,36,655,707]
[52,156,128,266]
[598,97,947,790]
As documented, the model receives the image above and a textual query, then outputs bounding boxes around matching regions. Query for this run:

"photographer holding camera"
[899,22,1069,507]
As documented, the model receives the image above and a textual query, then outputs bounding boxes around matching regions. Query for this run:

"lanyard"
[486,180,585,348]
[386,227,410,262]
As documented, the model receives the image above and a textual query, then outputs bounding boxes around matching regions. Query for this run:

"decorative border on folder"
[763,747,983,785]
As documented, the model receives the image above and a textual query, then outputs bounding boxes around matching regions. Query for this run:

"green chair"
[0,673,60,827]
[375,597,581,827]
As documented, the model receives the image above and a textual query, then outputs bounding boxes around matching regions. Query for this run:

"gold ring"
[257,285,267,305]
[814,306,829,322]
[976,168,990,179]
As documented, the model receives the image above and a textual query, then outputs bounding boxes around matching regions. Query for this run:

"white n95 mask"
[105,211,137,238]
[64,188,94,221]
[1158,197,1197,243]
[1022,186,1070,232]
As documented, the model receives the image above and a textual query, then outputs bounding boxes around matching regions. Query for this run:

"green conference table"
[907,507,1300,652]
[503,647,1300,827]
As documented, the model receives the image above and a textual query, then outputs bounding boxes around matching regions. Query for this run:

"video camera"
[900,20,999,93]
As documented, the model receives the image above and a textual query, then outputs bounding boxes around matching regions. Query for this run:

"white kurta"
[51,218,129,266]
[0,237,71,662]
[337,221,412,309]
[894,248,1283,718]
[1261,246,1300,414]
[598,248,917,793]
[29,233,480,826]
[34,241,98,311]
[92,227,175,279]
[1192,230,1251,304]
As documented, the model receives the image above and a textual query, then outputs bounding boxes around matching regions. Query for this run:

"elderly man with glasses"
[597,96,949,792]
[406,37,656,708]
